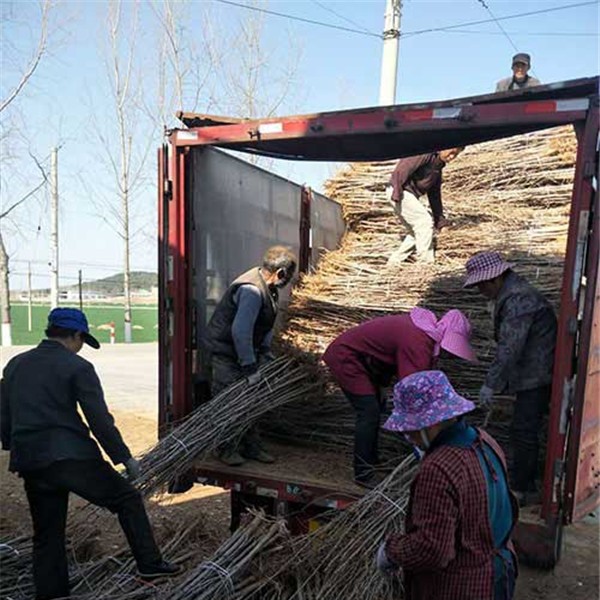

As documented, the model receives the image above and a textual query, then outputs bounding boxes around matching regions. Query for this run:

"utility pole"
[379,0,402,106]
[28,262,33,332]
[78,269,83,311]
[50,147,59,309]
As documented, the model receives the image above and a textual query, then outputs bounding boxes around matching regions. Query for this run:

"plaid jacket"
[385,428,517,600]
[486,272,557,393]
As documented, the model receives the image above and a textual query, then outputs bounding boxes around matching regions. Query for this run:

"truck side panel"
[187,147,344,398]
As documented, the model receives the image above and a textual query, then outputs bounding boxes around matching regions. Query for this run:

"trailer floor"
[194,440,367,496]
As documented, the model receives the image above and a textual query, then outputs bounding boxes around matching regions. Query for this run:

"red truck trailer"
[158,76,599,566]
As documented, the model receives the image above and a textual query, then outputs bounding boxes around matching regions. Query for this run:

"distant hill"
[23,271,158,296]
[78,271,158,295]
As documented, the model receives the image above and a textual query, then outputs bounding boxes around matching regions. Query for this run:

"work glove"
[375,541,396,572]
[124,457,141,482]
[241,363,261,386]
[479,384,495,408]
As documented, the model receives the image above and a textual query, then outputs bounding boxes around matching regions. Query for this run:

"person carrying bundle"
[385,147,463,265]
[0,308,179,600]
[322,308,477,488]
[463,251,557,506]
[377,370,518,600]
[206,245,297,467]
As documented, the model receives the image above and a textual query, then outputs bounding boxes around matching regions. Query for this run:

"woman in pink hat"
[377,370,518,600]
[322,307,477,488]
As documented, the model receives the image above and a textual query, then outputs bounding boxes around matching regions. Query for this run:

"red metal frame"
[542,106,599,520]
[169,98,589,156]
[159,144,193,429]
[194,466,359,511]
[299,186,312,274]
[159,81,599,561]
[562,106,600,522]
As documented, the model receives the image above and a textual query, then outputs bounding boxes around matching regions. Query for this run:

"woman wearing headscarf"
[322,307,477,488]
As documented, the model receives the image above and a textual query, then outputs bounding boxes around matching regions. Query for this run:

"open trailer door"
[563,146,600,523]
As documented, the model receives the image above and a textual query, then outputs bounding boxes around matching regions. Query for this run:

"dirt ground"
[1,409,597,599]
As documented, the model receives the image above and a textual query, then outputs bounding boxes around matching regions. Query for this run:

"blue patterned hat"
[383,370,475,433]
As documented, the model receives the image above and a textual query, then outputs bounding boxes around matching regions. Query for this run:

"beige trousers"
[388,189,435,264]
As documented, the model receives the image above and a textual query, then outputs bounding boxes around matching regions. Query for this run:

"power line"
[475,0,519,53]
[311,1,376,36]
[213,0,381,38]
[403,1,598,37]
[439,29,597,37]
[212,0,598,40]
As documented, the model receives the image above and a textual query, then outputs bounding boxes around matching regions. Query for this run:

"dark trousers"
[344,391,381,482]
[510,385,551,493]
[23,459,162,600]
[211,354,262,454]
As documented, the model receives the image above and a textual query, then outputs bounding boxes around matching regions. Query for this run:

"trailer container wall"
[188,147,344,372]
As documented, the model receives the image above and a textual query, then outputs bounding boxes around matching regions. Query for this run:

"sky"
[1,0,598,291]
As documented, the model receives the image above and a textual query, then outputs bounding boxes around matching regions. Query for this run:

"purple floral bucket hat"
[383,370,475,433]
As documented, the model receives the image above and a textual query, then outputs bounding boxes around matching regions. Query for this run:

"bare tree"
[88,0,156,343]
[0,0,54,346]
[215,0,303,164]
[151,0,220,127]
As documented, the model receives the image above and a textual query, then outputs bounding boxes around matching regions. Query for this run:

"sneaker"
[138,560,181,579]
[218,450,246,466]
[242,447,276,463]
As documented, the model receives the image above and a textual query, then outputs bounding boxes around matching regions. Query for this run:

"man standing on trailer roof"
[385,147,464,265]
[495,53,541,92]
[464,251,557,506]
[206,245,297,467]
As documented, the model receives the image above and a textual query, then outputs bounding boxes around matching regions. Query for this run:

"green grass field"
[4,304,158,346]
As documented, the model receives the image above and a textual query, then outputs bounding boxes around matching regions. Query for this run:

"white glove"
[479,384,494,407]
[124,457,141,481]
[376,541,396,572]
[385,185,394,204]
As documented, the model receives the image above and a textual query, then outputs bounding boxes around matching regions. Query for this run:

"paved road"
[0,343,159,418]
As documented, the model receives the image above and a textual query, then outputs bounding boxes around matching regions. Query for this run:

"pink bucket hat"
[383,370,475,433]
[409,307,477,363]
[463,251,515,288]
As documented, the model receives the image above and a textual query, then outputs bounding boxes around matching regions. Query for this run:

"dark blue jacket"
[1,340,131,472]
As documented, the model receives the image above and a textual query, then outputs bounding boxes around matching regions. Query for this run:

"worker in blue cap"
[0,308,179,600]
[495,53,541,92]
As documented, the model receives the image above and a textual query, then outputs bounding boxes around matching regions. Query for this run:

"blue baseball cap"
[47,308,100,349]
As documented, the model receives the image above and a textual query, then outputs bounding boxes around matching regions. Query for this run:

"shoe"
[138,560,181,579]
[242,447,276,463]
[218,450,246,466]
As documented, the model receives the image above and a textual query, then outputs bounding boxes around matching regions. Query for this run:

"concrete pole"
[379,0,402,106]
[50,147,59,309]
[78,269,83,311]
[28,262,32,332]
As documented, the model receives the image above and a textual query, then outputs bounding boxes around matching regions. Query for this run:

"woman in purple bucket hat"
[323,307,477,489]
[377,370,518,600]
[464,251,557,506]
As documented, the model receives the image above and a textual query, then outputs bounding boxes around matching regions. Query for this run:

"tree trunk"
[122,147,132,344]
[0,231,13,346]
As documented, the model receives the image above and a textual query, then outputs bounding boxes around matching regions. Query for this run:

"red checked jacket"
[385,428,517,600]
